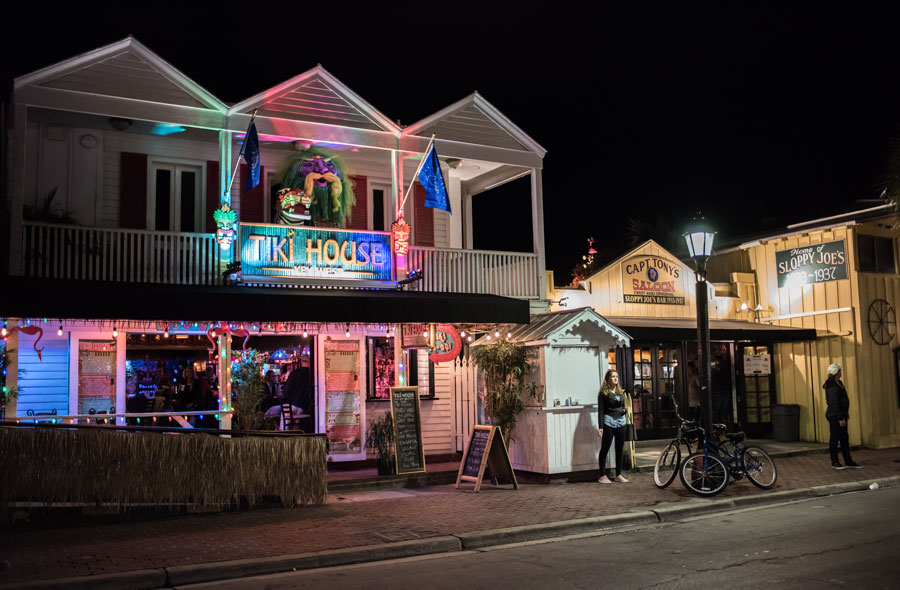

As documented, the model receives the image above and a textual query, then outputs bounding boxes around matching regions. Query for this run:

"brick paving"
[1,447,899,585]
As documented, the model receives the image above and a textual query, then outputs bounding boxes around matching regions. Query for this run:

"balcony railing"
[407,246,541,299]
[19,222,542,298]
[21,222,221,286]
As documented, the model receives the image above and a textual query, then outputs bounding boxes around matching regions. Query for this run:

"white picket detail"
[22,222,221,286]
[21,223,538,297]
[407,246,540,299]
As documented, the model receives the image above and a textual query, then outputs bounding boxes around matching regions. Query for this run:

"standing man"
[824,364,863,470]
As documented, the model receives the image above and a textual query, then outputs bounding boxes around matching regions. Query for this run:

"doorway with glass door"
[629,343,682,440]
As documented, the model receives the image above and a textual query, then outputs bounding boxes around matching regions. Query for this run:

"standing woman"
[597,370,630,484]
[824,363,862,469]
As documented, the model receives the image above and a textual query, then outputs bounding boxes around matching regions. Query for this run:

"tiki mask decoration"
[214,204,238,249]
[280,148,356,227]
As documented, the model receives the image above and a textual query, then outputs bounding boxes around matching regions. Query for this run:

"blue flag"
[242,122,261,190]
[418,144,451,214]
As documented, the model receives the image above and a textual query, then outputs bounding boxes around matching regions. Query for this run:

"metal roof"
[500,307,631,346]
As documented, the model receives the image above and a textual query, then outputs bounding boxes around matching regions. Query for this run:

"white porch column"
[462,188,474,250]
[218,333,232,430]
[8,104,27,276]
[448,172,463,249]
[531,168,547,301]
[218,130,231,204]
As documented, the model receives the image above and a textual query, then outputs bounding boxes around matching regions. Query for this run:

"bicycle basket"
[683,427,704,442]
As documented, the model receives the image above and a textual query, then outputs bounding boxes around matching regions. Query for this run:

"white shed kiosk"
[499,308,632,474]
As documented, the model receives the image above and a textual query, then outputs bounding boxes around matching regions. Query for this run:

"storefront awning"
[2,278,530,324]
[605,316,817,343]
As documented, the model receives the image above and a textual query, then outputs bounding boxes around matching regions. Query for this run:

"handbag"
[625,422,637,442]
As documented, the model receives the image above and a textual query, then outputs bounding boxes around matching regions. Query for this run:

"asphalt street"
[177,485,900,590]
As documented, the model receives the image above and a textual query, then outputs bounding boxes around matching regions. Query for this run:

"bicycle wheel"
[742,446,777,489]
[679,451,729,496]
[654,439,681,489]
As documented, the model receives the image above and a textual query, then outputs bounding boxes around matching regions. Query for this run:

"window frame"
[857,234,896,274]
[146,158,206,233]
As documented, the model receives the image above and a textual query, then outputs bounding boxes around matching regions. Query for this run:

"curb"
[4,474,899,590]
[165,536,461,587]
[4,569,166,590]
[455,510,659,550]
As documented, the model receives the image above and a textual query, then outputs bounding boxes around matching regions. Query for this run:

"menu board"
[390,387,425,474]
[325,340,361,455]
[462,427,491,478]
[456,425,518,493]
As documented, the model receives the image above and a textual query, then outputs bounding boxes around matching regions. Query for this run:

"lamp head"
[683,213,716,261]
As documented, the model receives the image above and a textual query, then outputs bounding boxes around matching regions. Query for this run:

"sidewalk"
[1,445,898,589]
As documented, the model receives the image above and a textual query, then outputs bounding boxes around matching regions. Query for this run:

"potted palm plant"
[366,411,396,475]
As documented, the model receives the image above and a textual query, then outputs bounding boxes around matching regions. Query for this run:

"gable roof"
[502,307,631,347]
[227,65,401,134]
[14,36,226,112]
[582,239,690,284]
[402,92,547,157]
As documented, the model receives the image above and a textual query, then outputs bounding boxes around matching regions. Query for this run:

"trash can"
[772,404,800,442]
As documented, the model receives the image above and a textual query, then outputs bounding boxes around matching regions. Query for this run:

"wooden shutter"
[119,152,147,229]
[414,182,434,247]
[205,160,219,233]
[239,164,265,223]
[348,175,368,230]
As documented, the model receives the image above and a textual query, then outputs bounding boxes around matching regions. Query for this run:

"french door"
[629,343,682,440]
[148,163,203,232]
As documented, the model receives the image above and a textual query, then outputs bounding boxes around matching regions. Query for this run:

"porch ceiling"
[3,279,529,325]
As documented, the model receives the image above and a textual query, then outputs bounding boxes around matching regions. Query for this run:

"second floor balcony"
[6,37,548,302]
[20,221,543,299]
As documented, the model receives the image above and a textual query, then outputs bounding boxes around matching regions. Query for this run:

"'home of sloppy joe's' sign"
[775,240,847,288]
[621,256,686,305]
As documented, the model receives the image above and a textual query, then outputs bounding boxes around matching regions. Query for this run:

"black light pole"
[684,220,716,431]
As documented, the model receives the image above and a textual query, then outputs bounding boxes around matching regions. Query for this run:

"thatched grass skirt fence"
[0,426,328,511]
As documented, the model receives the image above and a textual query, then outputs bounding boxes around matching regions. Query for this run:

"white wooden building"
[1,37,549,463]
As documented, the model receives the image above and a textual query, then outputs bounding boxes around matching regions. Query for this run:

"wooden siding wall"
[745,226,864,445]
[852,220,900,448]
[104,132,219,228]
[453,358,478,453]
[15,331,70,417]
[582,241,700,318]
[421,362,454,455]
[24,123,105,227]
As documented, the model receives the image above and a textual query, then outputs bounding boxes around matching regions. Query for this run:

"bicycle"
[653,396,703,489]
[709,424,778,489]
[679,424,777,496]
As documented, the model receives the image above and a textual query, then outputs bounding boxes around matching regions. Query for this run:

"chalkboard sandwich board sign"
[455,425,518,492]
[390,386,426,474]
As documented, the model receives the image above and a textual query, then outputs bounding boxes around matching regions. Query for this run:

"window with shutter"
[413,182,434,247]
[240,163,266,223]
[348,175,368,229]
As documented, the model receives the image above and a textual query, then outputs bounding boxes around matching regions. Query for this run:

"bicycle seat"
[725,432,745,443]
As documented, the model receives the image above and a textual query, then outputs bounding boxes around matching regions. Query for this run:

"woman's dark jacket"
[824,378,849,421]
[597,390,627,423]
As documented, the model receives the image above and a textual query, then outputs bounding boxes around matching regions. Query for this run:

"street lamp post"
[684,221,716,431]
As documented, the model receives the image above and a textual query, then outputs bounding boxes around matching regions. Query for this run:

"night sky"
[5,3,900,285]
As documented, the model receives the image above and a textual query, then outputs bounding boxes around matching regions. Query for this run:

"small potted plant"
[366,411,396,476]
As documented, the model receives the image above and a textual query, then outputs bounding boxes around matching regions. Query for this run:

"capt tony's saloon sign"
[621,256,686,305]
[775,240,847,288]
